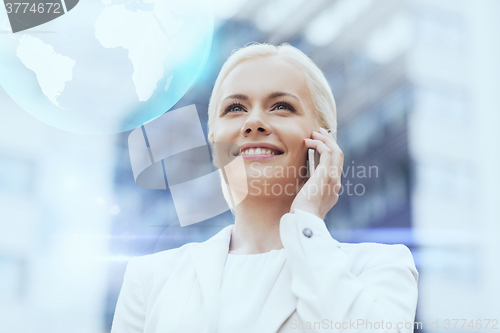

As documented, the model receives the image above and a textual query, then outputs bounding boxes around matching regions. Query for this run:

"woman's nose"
[241,110,271,136]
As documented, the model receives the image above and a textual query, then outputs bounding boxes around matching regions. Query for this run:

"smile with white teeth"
[241,148,281,155]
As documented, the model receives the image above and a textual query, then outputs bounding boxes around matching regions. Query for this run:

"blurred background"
[1,0,499,332]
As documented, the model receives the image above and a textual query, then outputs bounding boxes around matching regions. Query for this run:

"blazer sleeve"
[111,257,146,333]
[280,209,419,333]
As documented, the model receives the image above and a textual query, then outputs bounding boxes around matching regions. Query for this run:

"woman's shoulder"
[340,242,418,278]
[130,241,195,271]
[338,241,417,278]
[125,242,197,287]
[339,241,411,255]
[126,225,232,284]
[339,241,413,262]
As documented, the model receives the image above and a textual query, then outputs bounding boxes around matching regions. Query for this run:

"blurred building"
[103,0,500,331]
[1,1,497,332]
[0,89,116,332]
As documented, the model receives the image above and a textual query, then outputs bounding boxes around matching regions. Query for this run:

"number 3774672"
[5,2,62,14]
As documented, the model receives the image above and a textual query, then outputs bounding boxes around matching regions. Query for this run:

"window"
[416,158,474,202]
[415,8,466,52]
[415,84,468,124]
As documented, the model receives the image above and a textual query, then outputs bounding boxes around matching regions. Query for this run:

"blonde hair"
[207,42,337,214]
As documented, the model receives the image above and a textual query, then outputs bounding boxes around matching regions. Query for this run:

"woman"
[111,42,418,333]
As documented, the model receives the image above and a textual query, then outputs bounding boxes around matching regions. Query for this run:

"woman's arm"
[111,257,146,333]
[280,209,418,333]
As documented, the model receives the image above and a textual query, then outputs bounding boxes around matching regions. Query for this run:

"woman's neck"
[229,195,294,255]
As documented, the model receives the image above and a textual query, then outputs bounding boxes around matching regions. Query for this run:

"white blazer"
[111,209,418,333]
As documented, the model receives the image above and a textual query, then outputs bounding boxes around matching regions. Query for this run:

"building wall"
[0,87,115,333]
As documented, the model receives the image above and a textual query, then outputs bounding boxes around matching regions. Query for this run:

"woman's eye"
[273,102,295,112]
[222,101,295,115]
[223,103,245,114]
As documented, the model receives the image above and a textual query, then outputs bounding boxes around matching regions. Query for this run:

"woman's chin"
[245,177,302,199]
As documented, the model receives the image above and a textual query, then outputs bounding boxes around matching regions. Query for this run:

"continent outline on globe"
[0,0,214,134]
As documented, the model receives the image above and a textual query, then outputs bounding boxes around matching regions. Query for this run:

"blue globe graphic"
[0,0,213,134]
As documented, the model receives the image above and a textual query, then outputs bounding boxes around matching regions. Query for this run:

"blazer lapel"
[255,257,298,333]
[189,224,298,333]
[189,224,233,332]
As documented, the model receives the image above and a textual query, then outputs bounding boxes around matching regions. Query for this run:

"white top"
[217,249,287,333]
[110,209,418,333]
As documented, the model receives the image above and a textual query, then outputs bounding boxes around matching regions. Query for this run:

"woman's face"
[213,55,320,197]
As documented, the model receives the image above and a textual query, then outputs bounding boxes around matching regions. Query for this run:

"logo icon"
[128,105,248,227]
[3,0,79,33]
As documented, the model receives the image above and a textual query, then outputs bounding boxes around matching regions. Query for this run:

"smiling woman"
[208,44,337,219]
[111,43,419,333]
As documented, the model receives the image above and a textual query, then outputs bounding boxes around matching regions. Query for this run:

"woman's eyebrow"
[223,93,248,101]
[222,91,300,102]
[267,91,300,101]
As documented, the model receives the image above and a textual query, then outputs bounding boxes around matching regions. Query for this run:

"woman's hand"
[289,127,344,220]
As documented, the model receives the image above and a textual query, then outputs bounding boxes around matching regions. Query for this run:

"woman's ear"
[210,140,220,169]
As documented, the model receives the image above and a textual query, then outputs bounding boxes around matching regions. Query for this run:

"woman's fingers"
[316,128,343,158]
[318,127,337,146]
[311,131,344,175]
[293,131,344,218]
[304,137,333,169]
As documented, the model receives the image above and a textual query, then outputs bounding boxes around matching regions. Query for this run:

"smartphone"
[307,148,321,178]
[307,129,334,178]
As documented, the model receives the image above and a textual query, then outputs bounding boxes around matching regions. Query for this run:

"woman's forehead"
[219,56,308,100]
